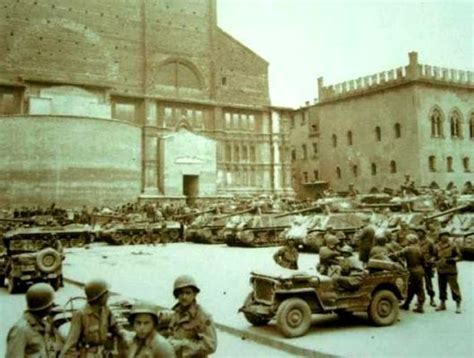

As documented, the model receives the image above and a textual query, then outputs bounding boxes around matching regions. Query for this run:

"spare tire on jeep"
[36,248,61,273]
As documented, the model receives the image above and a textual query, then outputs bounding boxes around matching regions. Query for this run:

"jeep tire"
[242,293,271,326]
[36,248,61,274]
[276,298,312,338]
[368,289,399,326]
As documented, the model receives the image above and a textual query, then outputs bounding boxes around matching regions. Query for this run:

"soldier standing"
[60,279,126,357]
[390,234,426,313]
[127,301,175,358]
[6,283,61,357]
[273,238,299,270]
[434,230,463,314]
[414,226,437,307]
[357,225,375,265]
[168,275,217,358]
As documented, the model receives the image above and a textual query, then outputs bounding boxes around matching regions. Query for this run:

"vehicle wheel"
[7,276,20,294]
[242,293,271,326]
[168,230,180,242]
[121,235,132,245]
[276,298,312,338]
[368,290,399,326]
[36,248,62,273]
[131,235,141,245]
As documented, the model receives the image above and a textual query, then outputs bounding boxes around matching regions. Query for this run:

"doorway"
[183,175,199,205]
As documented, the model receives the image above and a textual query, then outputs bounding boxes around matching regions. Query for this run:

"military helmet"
[173,275,200,298]
[406,233,419,244]
[375,233,386,245]
[128,301,159,325]
[340,245,353,255]
[84,279,109,303]
[325,235,340,246]
[26,283,55,312]
[335,231,346,240]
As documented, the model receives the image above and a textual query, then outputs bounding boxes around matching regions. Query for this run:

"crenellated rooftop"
[317,52,474,103]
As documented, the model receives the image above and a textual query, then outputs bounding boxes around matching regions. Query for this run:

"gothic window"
[450,110,462,138]
[302,144,307,159]
[430,108,443,137]
[394,123,401,138]
[371,163,377,176]
[156,61,201,89]
[332,134,337,147]
[463,157,470,172]
[470,113,474,139]
[352,165,358,177]
[447,156,454,172]
[313,170,319,181]
[347,131,353,146]
[390,160,397,174]
[336,166,342,179]
[429,156,436,172]
[375,126,382,142]
[114,102,136,123]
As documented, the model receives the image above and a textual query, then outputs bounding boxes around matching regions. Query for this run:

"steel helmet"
[325,235,340,247]
[128,301,159,325]
[406,233,419,244]
[26,283,55,312]
[85,279,109,303]
[340,245,353,255]
[173,275,200,298]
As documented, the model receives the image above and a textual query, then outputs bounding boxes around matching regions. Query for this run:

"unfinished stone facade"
[291,52,474,196]
[0,0,293,206]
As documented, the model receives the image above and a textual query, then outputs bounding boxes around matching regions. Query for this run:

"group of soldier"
[6,275,217,358]
[273,221,463,315]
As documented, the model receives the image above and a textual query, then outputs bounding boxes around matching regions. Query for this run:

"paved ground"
[2,242,473,357]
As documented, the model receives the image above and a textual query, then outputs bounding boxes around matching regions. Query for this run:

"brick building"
[0,0,293,207]
[290,52,474,198]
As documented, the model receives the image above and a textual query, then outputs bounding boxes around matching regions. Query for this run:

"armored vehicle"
[3,229,64,293]
[181,207,227,244]
[239,263,408,338]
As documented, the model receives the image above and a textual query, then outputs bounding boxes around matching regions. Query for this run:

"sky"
[216,0,474,108]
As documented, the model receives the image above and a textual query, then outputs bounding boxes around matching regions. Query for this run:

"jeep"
[239,263,408,338]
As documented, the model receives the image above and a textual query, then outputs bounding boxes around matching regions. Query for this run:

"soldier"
[60,279,126,357]
[273,238,299,270]
[397,221,411,247]
[390,234,426,313]
[6,283,61,357]
[347,183,359,198]
[434,230,463,314]
[127,301,175,358]
[369,234,390,260]
[168,275,217,358]
[331,245,366,291]
[318,235,342,276]
[414,226,437,307]
[357,225,375,265]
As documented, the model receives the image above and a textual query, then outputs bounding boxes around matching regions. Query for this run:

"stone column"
[142,100,161,195]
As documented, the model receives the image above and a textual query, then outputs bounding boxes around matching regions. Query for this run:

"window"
[291,149,296,161]
[430,108,443,137]
[311,124,319,133]
[249,115,256,131]
[250,145,257,162]
[303,172,309,183]
[242,145,248,161]
[347,131,353,145]
[450,111,462,138]
[390,160,397,174]
[241,114,248,131]
[352,165,358,177]
[312,142,318,156]
[429,156,436,172]
[290,115,295,128]
[221,77,227,85]
[447,156,454,172]
[394,123,401,138]
[313,170,319,181]
[375,126,382,142]
[232,113,239,130]
[195,110,203,128]
[463,157,470,172]
[224,112,231,129]
[336,167,342,179]
[234,145,240,162]
[470,113,474,139]
[302,144,307,159]
[225,144,232,162]
[0,92,18,114]
[371,163,377,176]
[164,107,173,127]
[301,111,306,125]
[332,134,337,147]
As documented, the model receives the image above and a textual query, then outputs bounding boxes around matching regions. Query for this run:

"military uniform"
[435,240,462,303]
[318,246,341,275]
[128,332,175,358]
[369,245,389,260]
[60,303,124,357]
[168,302,217,358]
[357,226,375,264]
[419,237,437,301]
[6,311,60,358]
[273,245,299,270]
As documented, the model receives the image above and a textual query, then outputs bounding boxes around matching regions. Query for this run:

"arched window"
[430,108,443,137]
[371,163,377,176]
[352,165,358,177]
[332,134,337,147]
[447,156,454,172]
[336,166,341,179]
[429,156,436,172]
[375,126,382,142]
[469,112,474,139]
[390,160,397,174]
[347,131,353,146]
[463,157,470,172]
[394,123,401,138]
[449,110,462,138]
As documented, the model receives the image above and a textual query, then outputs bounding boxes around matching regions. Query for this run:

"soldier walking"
[273,238,299,270]
[60,279,126,357]
[414,226,437,307]
[434,230,463,314]
[168,275,217,357]
[6,283,61,357]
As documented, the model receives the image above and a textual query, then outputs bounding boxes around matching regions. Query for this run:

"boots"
[429,296,436,307]
[435,301,446,311]
[413,303,424,313]
[455,301,461,314]
[400,303,410,310]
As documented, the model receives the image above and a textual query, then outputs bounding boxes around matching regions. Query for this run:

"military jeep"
[3,230,64,293]
[239,265,408,338]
